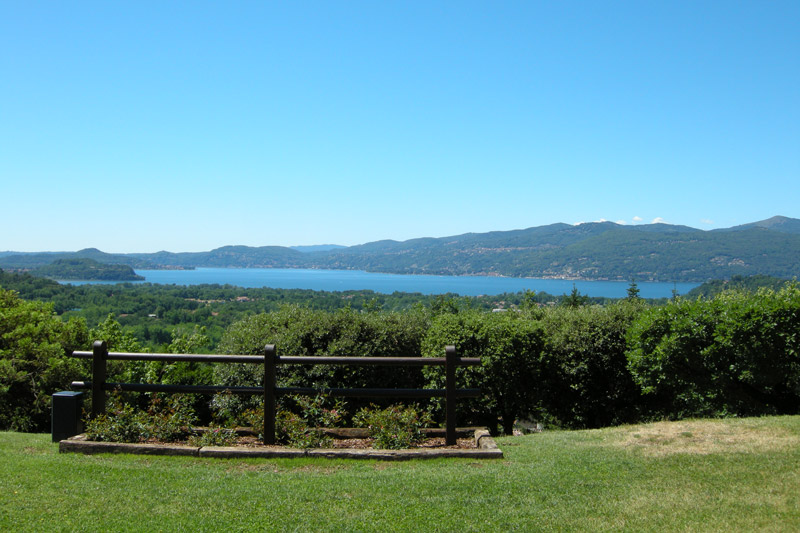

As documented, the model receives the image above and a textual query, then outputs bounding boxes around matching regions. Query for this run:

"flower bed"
[59,427,503,460]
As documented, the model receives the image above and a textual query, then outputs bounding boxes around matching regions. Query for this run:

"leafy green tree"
[362,298,383,313]
[520,289,539,312]
[430,295,462,315]
[90,313,141,352]
[167,326,211,355]
[0,288,88,431]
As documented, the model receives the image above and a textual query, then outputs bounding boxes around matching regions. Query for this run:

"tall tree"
[626,280,641,300]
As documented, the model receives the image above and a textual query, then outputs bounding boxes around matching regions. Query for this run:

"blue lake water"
[64,268,698,299]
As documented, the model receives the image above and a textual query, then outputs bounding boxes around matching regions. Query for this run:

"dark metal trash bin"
[52,391,84,442]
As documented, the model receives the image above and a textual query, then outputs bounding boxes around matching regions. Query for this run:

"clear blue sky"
[2,1,798,253]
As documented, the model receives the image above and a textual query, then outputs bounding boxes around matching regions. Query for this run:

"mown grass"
[2,416,799,532]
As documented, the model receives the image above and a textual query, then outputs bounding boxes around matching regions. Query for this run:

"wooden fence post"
[91,340,108,418]
[263,344,277,445]
[445,345,457,445]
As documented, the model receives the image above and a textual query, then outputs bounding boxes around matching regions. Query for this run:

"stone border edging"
[58,429,503,460]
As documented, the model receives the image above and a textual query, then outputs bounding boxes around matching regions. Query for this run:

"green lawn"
[2,416,798,532]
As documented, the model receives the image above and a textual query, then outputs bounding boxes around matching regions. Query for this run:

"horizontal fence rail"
[69,352,265,364]
[69,351,468,367]
[69,341,481,445]
[67,383,481,399]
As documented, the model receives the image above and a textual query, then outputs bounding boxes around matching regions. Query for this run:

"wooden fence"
[69,341,481,445]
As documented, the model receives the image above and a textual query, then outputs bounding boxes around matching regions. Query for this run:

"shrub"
[626,284,800,419]
[242,407,265,437]
[626,296,724,418]
[291,393,347,428]
[275,410,332,448]
[709,285,800,415]
[246,394,346,447]
[145,395,197,442]
[537,301,645,428]
[213,306,428,421]
[353,404,432,449]
[422,310,545,435]
[187,425,238,447]
[84,394,197,443]
[84,401,150,443]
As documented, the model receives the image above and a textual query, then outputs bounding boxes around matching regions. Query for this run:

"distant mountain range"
[2,216,799,282]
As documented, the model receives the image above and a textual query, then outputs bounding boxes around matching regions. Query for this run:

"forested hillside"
[312,221,800,281]
[32,258,144,281]
[3,216,799,282]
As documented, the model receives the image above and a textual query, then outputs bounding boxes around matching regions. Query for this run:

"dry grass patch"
[227,462,281,474]
[615,418,800,456]
[290,464,346,474]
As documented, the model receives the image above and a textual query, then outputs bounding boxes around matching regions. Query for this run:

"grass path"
[2,416,799,531]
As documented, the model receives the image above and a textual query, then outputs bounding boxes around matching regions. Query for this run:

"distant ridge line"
[2,216,798,283]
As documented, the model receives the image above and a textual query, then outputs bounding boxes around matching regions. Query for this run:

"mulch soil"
[217,435,476,449]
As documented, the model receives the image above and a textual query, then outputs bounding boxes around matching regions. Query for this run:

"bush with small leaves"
[187,425,238,447]
[84,394,197,443]
[243,394,346,445]
[242,407,264,438]
[291,394,347,429]
[275,410,332,448]
[145,395,197,442]
[84,401,150,443]
[353,404,432,449]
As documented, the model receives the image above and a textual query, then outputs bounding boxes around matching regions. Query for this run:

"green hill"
[306,218,800,281]
[32,258,144,281]
[2,216,799,282]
